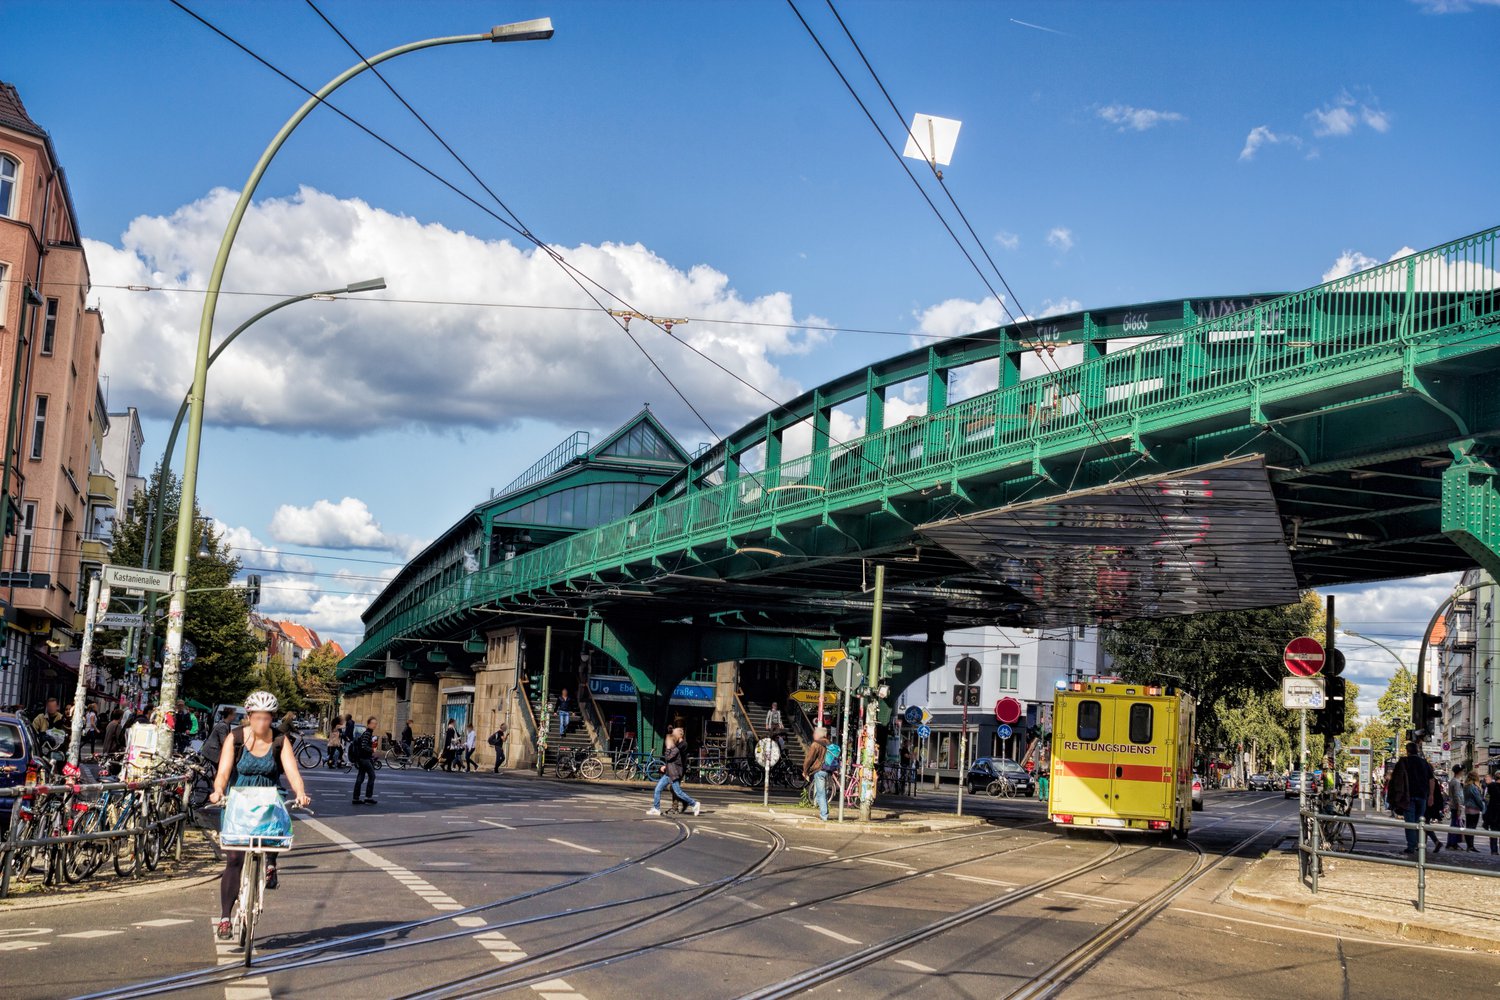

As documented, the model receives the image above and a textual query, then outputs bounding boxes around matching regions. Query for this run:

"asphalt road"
[1,773,1495,1000]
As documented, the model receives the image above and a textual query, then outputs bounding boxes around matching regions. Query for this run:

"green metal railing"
[343,226,1500,673]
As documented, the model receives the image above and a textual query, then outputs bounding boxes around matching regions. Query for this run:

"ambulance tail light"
[1055,814,1073,825]
[1149,820,1170,831]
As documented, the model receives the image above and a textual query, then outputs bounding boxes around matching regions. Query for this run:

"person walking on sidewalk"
[556,689,573,736]
[441,719,460,772]
[349,717,378,806]
[1446,764,1466,849]
[1387,742,1438,856]
[1484,773,1500,855]
[1461,772,1485,851]
[803,726,831,822]
[464,723,478,772]
[646,727,699,817]
[489,720,508,773]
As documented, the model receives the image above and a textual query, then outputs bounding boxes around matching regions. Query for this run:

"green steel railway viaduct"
[338,227,1500,766]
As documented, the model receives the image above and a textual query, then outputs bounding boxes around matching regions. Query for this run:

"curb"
[0,870,220,912]
[1227,866,1500,953]
[717,803,988,833]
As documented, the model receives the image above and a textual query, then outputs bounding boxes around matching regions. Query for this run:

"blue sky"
[5,0,1498,702]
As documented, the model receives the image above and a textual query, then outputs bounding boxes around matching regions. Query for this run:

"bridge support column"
[586,618,702,756]
[1442,445,1500,578]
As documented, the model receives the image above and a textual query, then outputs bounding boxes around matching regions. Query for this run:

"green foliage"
[108,464,262,707]
[1378,663,1415,734]
[297,645,341,710]
[1213,689,1297,771]
[1102,591,1322,747]
[256,656,305,713]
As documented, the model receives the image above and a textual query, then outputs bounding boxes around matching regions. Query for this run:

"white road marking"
[804,924,862,945]
[133,918,194,928]
[790,845,835,855]
[1167,906,1478,953]
[857,857,916,871]
[647,866,700,886]
[480,819,517,831]
[896,959,937,973]
[59,929,124,939]
[706,827,758,841]
[451,916,487,928]
[944,873,1017,887]
[425,861,469,867]
[726,894,766,910]
[0,940,49,951]
[547,838,601,854]
[1057,890,1127,906]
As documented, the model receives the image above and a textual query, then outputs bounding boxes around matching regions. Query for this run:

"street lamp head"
[490,17,553,42]
[345,278,387,294]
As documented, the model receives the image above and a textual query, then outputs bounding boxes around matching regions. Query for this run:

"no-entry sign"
[995,696,1022,724]
[1283,636,1326,677]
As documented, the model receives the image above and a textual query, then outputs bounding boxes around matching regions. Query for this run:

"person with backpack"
[207,690,311,940]
[348,717,378,805]
[488,720,509,773]
[1386,741,1440,856]
[803,726,833,821]
[441,719,461,772]
[646,727,699,817]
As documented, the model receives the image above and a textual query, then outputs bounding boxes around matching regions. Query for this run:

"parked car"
[964,757,1035,797]
[1191,774,1204,810]
[1247,773,1272,791]
[1284,771,1316,799]
[0,711,39,833]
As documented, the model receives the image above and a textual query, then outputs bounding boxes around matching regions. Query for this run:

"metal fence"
[1299,805,1500,911]
[0,773,193,899]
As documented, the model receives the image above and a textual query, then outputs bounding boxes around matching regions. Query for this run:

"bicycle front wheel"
[296,742,323,770]
[579,757,603,780]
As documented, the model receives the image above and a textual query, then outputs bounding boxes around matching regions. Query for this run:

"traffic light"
[879,642,903,680]
[245,574,262,607]
[1414,691,1442,738]
[1315,676,1346,738]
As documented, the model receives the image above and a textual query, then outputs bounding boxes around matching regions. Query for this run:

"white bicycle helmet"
[244,690,279,713]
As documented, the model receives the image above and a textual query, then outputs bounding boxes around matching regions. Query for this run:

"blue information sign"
[998,723,1013,740]
[903,705,922,725]
[916,723,932,739]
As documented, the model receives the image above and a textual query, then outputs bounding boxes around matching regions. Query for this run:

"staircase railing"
[576,681,610,752]
[731,689,758,756]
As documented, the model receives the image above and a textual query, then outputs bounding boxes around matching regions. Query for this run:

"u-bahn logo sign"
[1283,637,1325,677]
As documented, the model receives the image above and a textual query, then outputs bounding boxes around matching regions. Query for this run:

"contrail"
[1010,17,1070,36]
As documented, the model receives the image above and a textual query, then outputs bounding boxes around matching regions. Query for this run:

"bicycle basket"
[220,786,293,850]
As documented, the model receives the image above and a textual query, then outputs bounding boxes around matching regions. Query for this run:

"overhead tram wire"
[795,0,1232,614]
[171,1,731,460]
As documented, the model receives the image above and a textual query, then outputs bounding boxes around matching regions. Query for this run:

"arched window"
[0,155,17,219]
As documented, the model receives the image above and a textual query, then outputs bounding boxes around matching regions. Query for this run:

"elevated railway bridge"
[339,226,1500,755]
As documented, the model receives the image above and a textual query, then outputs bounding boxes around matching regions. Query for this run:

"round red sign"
[1283,636,1325,677]
[995,696,1022,724]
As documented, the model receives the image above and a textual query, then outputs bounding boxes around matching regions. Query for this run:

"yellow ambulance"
[1048,679,1197,836]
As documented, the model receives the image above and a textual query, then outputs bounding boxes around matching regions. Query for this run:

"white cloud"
[1096,104,1186,132]
[268,496,416,552]
[1309,91,1391,138]
[1039,297,1083,318]
[1322,250,1381,282]
[914,295,1010,343]
[1046,227,1074,253]
[994,231,1020,251]
[1327,574,1461,718]
[87,187,826,439]
[1239,126,1300,161]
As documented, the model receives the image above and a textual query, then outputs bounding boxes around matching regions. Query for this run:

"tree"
[1102,592,1323,748]
[297,645,341,722]
[108,464,263,707]
[256,657,305,714]
[1378,663,1415,734]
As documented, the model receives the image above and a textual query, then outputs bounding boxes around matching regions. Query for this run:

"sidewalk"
[1230,847,1500,953]
[0,826,221,912]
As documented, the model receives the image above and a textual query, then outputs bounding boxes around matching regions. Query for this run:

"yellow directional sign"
[790,689,838,706]
[822,648,846,669]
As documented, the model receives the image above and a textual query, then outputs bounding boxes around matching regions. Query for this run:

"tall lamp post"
[153,18,554,751]
[136,279,385,673]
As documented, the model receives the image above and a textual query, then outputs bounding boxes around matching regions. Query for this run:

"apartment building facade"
[1437,568,1499,773]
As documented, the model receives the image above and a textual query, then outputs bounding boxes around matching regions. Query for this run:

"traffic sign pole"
[66,572,102,767]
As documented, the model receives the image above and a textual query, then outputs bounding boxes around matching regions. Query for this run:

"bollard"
[1416,815,1426,912]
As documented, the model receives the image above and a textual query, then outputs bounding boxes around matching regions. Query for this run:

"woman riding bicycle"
[208,690,311,941]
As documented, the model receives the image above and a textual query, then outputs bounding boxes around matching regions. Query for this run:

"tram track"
[403,826,1117,1000]
[81,815,1011,999]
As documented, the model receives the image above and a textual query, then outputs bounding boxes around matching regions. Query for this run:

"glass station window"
[1077,700,1102,742]
[1128,703,1154,744]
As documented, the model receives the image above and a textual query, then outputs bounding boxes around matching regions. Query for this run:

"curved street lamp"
[154,19,554,747]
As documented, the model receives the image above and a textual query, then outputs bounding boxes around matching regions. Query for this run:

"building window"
[1128,703,1154,744]
[1077,700,1102,742]
[28,396,46,460]
[999,652,1020,667]
[16,501,35,572]
[0,156,16,219]
[40,298,57,355]
[999,667,1018,690]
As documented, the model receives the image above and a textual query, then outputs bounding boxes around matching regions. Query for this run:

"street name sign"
[1283,636,1325,677]
[102,565,173,593]
[1282,675,1327,709]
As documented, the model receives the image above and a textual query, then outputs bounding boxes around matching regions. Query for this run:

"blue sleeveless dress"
[235,743,279,787]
